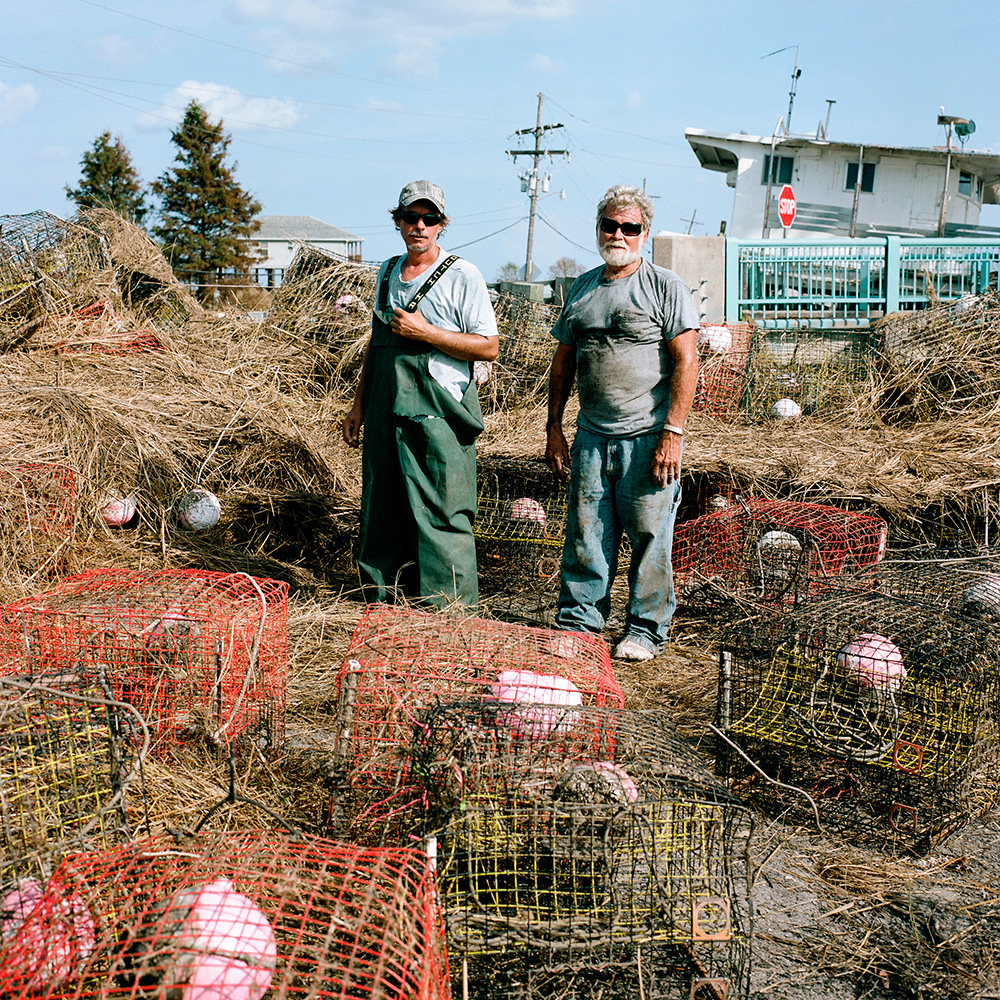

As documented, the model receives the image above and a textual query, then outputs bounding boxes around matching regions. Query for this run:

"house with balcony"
[651,124,1000,327]
[253,215,364,286]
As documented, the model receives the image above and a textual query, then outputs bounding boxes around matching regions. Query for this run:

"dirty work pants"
[358,411,478,609]
[555,427,681,652]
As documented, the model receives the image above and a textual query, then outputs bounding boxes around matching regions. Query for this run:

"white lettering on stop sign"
[778,184,796,228]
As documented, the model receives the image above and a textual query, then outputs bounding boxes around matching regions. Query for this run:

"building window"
[958,170,981,200]
[845,162,876,193]
[762,154,794,185]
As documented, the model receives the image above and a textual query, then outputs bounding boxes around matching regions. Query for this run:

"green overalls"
[357,255,485,608]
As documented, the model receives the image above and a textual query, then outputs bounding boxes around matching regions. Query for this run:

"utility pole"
[507,93,570,281]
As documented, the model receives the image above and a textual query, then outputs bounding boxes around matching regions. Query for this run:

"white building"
[253,215,364,285]
[685,127,1000,240]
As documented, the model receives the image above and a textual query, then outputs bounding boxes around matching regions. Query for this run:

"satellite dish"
[517,263,541,280]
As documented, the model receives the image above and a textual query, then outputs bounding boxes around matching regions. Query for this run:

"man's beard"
[599,241,641,267]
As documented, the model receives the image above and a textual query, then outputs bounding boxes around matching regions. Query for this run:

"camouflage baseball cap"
[397,180,446,214]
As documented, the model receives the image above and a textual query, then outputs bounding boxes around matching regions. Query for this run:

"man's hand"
[342,400,363,448]
[651,431,682,487]
[546,423,571,480]
[390,307,432,342]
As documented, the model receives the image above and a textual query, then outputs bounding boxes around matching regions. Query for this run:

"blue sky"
[3,0,998,281]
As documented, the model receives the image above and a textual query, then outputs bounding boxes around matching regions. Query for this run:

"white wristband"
[663,423,684,436]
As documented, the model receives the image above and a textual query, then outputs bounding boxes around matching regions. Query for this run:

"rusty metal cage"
[0,569,288,759]
[673,498,888,609]
[717,590,1000,851]
[411,704,752,1000]
[330,604,623,844]
[0,829,450,1000]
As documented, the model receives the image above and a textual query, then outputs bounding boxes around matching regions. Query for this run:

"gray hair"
[596,185,655,231]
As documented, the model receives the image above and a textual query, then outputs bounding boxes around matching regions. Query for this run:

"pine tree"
[65,131,149,223]
[151,100,262,290]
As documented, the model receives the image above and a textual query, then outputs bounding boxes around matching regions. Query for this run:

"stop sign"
[777,184,796,228]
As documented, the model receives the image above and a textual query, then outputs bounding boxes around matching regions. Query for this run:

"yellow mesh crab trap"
[717,589,1000,851]
[411,704,753,1000]
[0,675,148,887]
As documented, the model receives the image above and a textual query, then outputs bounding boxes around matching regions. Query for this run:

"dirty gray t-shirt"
[551,259,699,437]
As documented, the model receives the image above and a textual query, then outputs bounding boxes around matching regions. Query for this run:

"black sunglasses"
[599,217,644,237]
[399,210,442,226]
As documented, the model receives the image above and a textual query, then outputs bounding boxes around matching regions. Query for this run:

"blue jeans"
[555,427,681,652]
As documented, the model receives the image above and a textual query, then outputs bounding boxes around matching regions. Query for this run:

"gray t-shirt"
[551,259,699,437]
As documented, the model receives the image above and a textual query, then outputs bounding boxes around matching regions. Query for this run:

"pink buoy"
[837,633,906,693]
[99,493,137,527]
[125,878,276,1000]
[0,878,95,990]
[510,497,546,525]
[487,669,582,739]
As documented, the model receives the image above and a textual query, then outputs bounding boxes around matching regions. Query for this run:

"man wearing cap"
[342,180,499,608]
[545,184,699,661]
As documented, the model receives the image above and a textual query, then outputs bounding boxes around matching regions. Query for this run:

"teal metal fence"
[726,237,1000,328]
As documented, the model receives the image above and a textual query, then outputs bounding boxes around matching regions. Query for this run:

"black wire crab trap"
[0,829,451,1000]
[410,703,753,1000]
[672,498,888,610]
[717,589,1000,852]
[0,569,288,760]
[475,455,568,613]
[0,675,147,888]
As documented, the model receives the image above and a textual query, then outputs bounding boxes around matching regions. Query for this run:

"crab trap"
[717,589,1000,851]
[410,705,753,1000]
[0,569,288,759]
[692,322,756,420]
[0,828,450,1000]
[475,455,567,603]
[0,463,76,581]
[330,603,624,845]
[672,498,888,609]
[0,675,147,887]
[743,325,875,423]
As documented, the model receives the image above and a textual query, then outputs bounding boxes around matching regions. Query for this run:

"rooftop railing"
[726,237,999,328]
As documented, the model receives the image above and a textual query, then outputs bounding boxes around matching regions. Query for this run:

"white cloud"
[227,0,588,75]
[136,81,301,132]
[0,82,39,126]
[88,33,138,66]
[527,53,564,75]
[625,90,643,110]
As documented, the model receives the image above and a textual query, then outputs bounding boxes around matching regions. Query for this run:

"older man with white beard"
[545,184,699,661]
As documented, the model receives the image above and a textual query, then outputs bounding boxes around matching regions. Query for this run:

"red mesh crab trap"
[330,604,624,844]
[408,705,753,1000]
[0,675,148,887]
[475,455,567,613]
[0,569,288,759]
[717,590,1000,852]
[692,322,756,420]
[672,498,888,609]
[0,829,450,1000]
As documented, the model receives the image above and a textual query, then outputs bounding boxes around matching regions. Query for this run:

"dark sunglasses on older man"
[599,217,644,237]
[400,210,442,226]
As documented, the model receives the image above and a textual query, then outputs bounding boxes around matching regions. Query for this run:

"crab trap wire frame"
[330,604,624,845]
[672,498,888,609]
[475,455,567,597]
[717,590,1000,851]
[410,705,752,1000]
[0,829,450,1000]
[0,676,148,886]
[0,569,288,759]
[743,325,875,423]
[692,322,756,421]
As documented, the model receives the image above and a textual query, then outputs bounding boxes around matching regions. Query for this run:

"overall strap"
[403,254,459,313]
[377,255,403,313]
